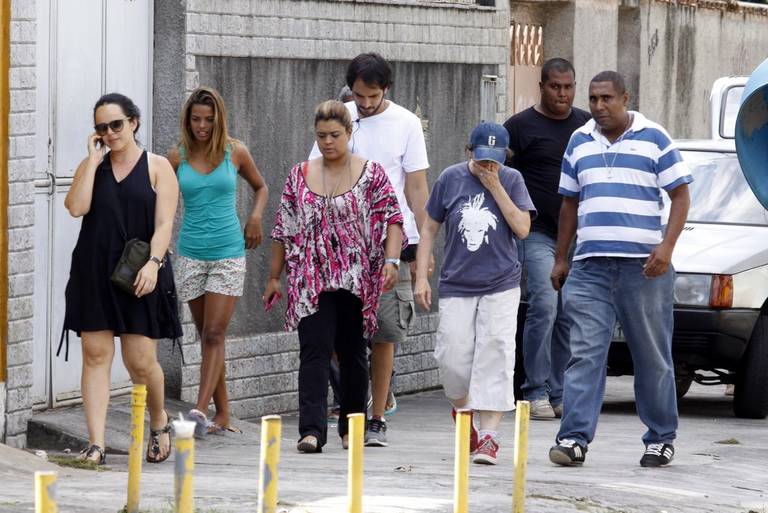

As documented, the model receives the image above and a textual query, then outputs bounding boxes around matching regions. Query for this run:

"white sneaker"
[529,399,556,420]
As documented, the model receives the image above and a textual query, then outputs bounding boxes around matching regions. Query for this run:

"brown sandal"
[207,422,243,435]
[146,410,172,464]
[78,444,106,465]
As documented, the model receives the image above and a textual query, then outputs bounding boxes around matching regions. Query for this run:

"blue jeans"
[518,231,570,405]
[557,257,678,446]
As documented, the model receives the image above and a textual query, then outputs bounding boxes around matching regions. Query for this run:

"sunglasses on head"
[94,118,130,136]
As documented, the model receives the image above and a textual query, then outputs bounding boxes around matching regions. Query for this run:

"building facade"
[0,0,510,446]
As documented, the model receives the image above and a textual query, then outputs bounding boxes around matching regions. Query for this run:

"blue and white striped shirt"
[559,111,693,260]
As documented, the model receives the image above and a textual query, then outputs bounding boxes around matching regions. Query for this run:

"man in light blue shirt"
[549,71,692,468]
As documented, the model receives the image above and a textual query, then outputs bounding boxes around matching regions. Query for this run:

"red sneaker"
[451,408,478,453]
[472,434,499,465]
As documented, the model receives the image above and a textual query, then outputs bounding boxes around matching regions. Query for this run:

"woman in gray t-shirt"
[414,122,536,466]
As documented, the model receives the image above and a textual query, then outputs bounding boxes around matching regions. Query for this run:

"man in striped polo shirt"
[548,71,692,468]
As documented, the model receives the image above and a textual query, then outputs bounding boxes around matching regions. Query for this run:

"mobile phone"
[95,137,103,148]
[264,292,281,312]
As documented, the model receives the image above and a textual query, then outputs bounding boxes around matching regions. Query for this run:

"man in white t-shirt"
[310,53,430,447]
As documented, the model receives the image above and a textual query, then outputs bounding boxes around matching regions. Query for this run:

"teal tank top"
[177,147,245,260]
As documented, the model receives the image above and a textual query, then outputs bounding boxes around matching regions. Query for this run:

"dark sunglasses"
[94,118,130,136]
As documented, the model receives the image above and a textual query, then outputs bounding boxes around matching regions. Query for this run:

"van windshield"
[679,151,768,225]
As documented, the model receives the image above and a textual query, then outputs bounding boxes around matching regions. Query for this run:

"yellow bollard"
[126,384,147,513]
[347,413,365,513]
[258,415,282,513]
[35,471,58,513]
[173,418,196,513]
[513,400,531,513]
[453,409,471,513]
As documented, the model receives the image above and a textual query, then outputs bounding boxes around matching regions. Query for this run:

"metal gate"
[508,22,544,117]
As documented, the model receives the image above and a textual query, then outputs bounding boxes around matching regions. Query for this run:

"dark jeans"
[297,290,368,446]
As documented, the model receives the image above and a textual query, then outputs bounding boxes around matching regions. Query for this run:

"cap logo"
[488,135,496,146]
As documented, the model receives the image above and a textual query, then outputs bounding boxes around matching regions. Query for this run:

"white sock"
[478,430,498,441]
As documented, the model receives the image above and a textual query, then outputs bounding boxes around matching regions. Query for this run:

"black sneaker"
[640,443,674,467]
[549,439,587,466]
[364,417,388,447]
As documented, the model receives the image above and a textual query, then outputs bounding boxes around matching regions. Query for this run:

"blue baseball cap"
[469,122,509,165]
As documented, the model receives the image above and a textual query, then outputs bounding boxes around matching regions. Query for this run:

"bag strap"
[56,327,70,361]
[172,336,186,365]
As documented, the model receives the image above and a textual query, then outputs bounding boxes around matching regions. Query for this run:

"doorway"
[32,0,154,408]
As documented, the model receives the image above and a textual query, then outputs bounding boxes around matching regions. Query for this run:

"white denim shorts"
[434,287,521,412]
[174,255,246,302]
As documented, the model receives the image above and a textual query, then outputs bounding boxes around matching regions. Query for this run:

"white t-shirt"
[310,100,430,243]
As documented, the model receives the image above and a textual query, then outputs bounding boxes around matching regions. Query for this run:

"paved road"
[1,377,766,512]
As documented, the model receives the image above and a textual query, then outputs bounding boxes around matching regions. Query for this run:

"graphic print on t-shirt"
[457,192,498,252]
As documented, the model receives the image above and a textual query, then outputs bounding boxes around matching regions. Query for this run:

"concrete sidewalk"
[1,376,766,512]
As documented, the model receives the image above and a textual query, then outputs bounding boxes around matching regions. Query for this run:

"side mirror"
[735,58,768,209]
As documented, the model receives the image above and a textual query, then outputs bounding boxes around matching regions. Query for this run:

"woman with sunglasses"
[168,87,269,436]
[264,99,403,453]
[63,93,182,464]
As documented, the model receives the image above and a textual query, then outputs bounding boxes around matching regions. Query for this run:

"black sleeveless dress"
[62,151,182,343]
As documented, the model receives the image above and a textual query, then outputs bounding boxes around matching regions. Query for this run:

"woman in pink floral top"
[264,100,403,453]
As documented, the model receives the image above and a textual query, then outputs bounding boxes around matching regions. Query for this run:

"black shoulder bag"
[111,238,151,294]
[109,179,151,294]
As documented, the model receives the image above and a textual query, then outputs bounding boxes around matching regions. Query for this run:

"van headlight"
[674,274,711,306]
[674,274,733,308]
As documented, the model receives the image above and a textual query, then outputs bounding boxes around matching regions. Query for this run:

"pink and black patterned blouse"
[271,160,403,338]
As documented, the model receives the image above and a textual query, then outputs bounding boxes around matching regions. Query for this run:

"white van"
[608,76,768,419]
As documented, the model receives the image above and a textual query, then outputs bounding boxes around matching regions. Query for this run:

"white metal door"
[33,0,154,408]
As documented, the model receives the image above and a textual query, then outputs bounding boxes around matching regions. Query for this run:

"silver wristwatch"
[384,258,400,269]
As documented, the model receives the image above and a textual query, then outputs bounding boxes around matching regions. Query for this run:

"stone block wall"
[181,313,440,421]
[181,0,509,119]
[154,0,509,420]
[4,0,37,447]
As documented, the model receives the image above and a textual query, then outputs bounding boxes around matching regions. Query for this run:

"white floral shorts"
[174,255,246,302]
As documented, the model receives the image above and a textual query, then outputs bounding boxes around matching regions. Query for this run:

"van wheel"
[734,315,768,419]
[675,374,693,400]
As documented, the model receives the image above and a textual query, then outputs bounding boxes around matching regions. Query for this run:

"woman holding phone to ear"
[168,86,269,437]
[63,93,182,465]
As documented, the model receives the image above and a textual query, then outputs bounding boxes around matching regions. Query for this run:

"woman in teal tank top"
[169,87,269,436]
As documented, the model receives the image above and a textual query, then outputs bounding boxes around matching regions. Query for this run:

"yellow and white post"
[126,384,147,513]
[258,415,282,513]
[173,418,196,513]
[513,400,531,513]
[34,471,58,513]
[347,413,365,513]
[453,409,471,513]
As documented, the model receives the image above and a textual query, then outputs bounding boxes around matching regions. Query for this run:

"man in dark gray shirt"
[503,58,590,419]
